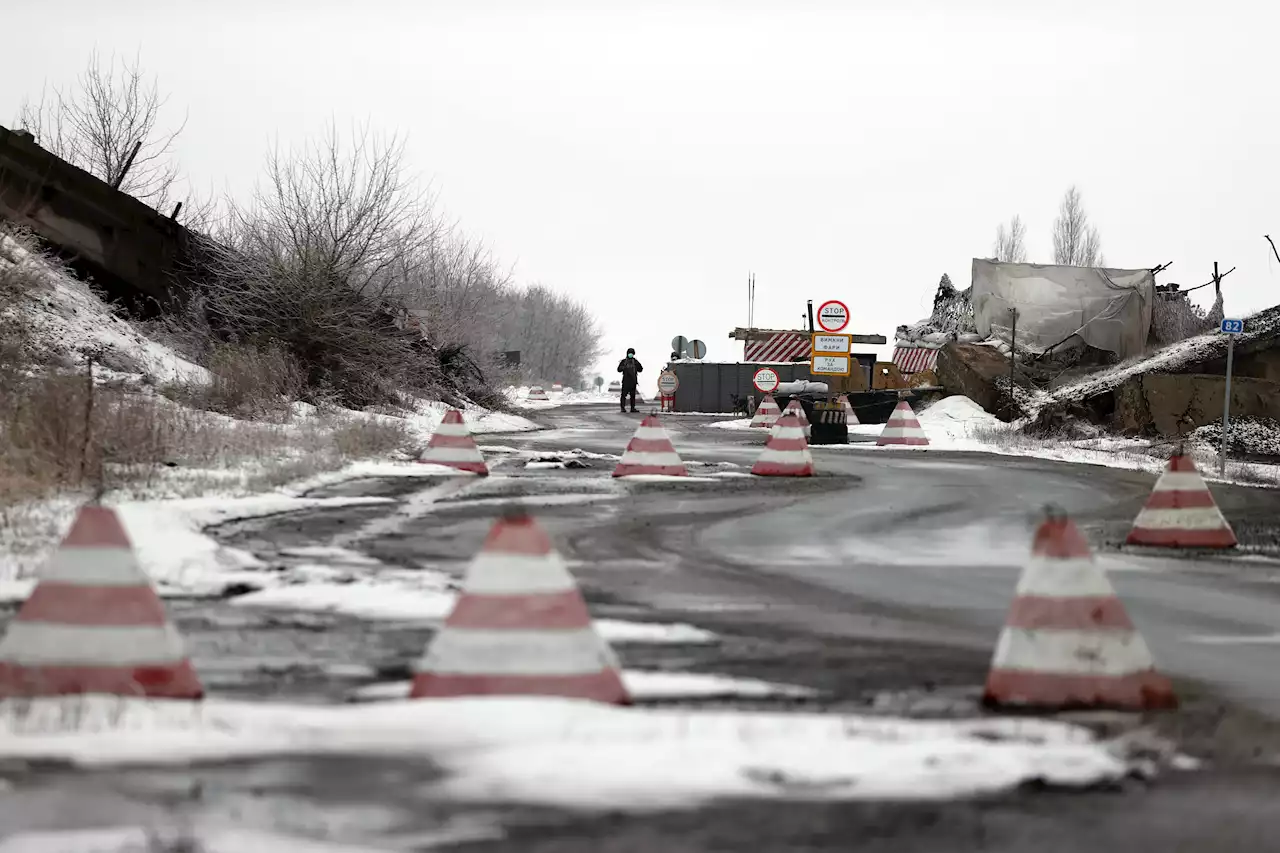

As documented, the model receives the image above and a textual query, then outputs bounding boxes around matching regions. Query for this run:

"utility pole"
[1218,260,1243,477]
[1006,308,1018,420]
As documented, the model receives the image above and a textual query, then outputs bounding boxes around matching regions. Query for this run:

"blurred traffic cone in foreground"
[1126,451,1236,548]
[839,394,859,425]
[613,415,688,477]
[984,507,1177,711]
[418,409,489,475]
[751,414,814,477]
[0,505,203,700]
[410,511,629,704]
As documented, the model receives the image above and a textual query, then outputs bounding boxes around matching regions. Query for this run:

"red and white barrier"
[0,506,204,700]
[839,394,859,425]
[614,415,687,477]
[751,414,814,477]
[776,399,811,440]
[1126,453,1237,548]
[418,409,489,475]
[984,509,1177,711]
[876,400,929,447]
[527,386,550,401]
[749,394,781,428]
[409,512,629,704]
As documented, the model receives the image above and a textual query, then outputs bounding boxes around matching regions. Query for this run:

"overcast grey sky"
[3,1,1277,388]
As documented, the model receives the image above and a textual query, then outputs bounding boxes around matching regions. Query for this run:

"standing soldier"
[617,348,643,413]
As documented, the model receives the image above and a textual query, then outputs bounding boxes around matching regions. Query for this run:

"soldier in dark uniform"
[617,348,643,413]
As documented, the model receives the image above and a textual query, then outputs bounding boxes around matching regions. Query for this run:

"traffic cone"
[839,394,859,425]
[877,400,929,446]
[984,508,1176,711]
[409,511,629,704]
[613,415,688,477]
[418,409,489,475]
[0,506,204,700]
[775,399,811,440]
[551,383,564,394]
[751,414,814,476]
[527,386,550,401]
[749,394,781,428]
[1126,452,1237,548]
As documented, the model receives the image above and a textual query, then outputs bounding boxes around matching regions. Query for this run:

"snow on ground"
[2,233,210,386]
[709,418,755,431]
[0,696,1135,812]
[348,671,817,704]
[0,826,422,853]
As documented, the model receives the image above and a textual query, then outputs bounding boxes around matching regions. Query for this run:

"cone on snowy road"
[409,511,629,704]
[613,415,688,477]
[526,386,550,401]
[877,400,929,447]
[0,506,204,700]
[774,399,811,440]
[418,409,489,475]
[751,414,814,477]
[749,394,781,428]
[983,507,1177,712]
[551,383,564,393]
[839,394,859,425]
[1126,452,1236,549]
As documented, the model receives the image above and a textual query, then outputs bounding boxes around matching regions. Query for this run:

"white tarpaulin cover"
[970,259,1154,360]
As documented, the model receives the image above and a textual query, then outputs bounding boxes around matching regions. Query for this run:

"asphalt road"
[528,404,1280,718]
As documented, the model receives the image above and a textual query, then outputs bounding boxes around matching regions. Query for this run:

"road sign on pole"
[816,300,850,333]
[752,367,780,393]
[1219,318,1244,476]
[689,339,707,359]
[657,370,679,396]
[810,354,852,376]
[811,333,852,354]
[671,336,690,358]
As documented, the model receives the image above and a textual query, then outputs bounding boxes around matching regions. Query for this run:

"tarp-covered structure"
[971,259,1155,360]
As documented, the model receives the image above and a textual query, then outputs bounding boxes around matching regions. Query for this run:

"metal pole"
[807,300,815,333]
[1220,332,1235,477]
[1007,308,1017,420]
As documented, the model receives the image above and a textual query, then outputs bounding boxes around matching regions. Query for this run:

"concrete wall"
[1112,373,1280,437]
[0,125,197,310]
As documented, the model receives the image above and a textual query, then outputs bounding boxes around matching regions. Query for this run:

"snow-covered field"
[0,695,1137,813]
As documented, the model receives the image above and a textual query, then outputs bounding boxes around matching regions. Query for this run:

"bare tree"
[1051,185,1104,267]
[992,215,1028,263]
[16,51,187,208]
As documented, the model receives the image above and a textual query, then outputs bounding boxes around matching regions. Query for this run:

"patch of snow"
[348,671,816,704]
[0,697,1133,812]
[596,620,719,644]
[709,418,755,431]
[230,579,456,622]
[616,474,718,483]
[0,827,405,853]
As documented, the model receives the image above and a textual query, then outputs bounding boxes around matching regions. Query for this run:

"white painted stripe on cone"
[618,451,684,467]
[465,553,576,594]
[992,628,1156,676]
[1131,507,1231,530]
[879,427,926,439]
[0,623,187,666]
[419,627,614,675]
[771,428,806,441]
[423,446,484,462]
[1015,558,1117,597]
[434,422,471,436]
[41,549,149,586]
[757,448,812,465]
[633,426,672,441]
[1152,472,1209,491]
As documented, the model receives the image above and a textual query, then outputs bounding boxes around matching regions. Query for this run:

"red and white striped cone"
[876,400,929,447]
[526,386,550,401]
[1126,452,1237,548]
[774,399,811,440]
[751,414,814,477]
[613,415,688,477]
[418,409,489,475]
[0,506,204,700]
[984,508,1177,711]
[749,394,781,428]
[551,383,564,394]
[410,512,629,704]
[839,394,859,425]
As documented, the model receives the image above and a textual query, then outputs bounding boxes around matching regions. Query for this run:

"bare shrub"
[329,416,414,459]
[165,341,302,420]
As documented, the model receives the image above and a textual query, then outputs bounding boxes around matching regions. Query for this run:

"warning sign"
[752,367,780,393]
[812,334,852,354]
[816,300,850,333]
[810,355,851,376]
